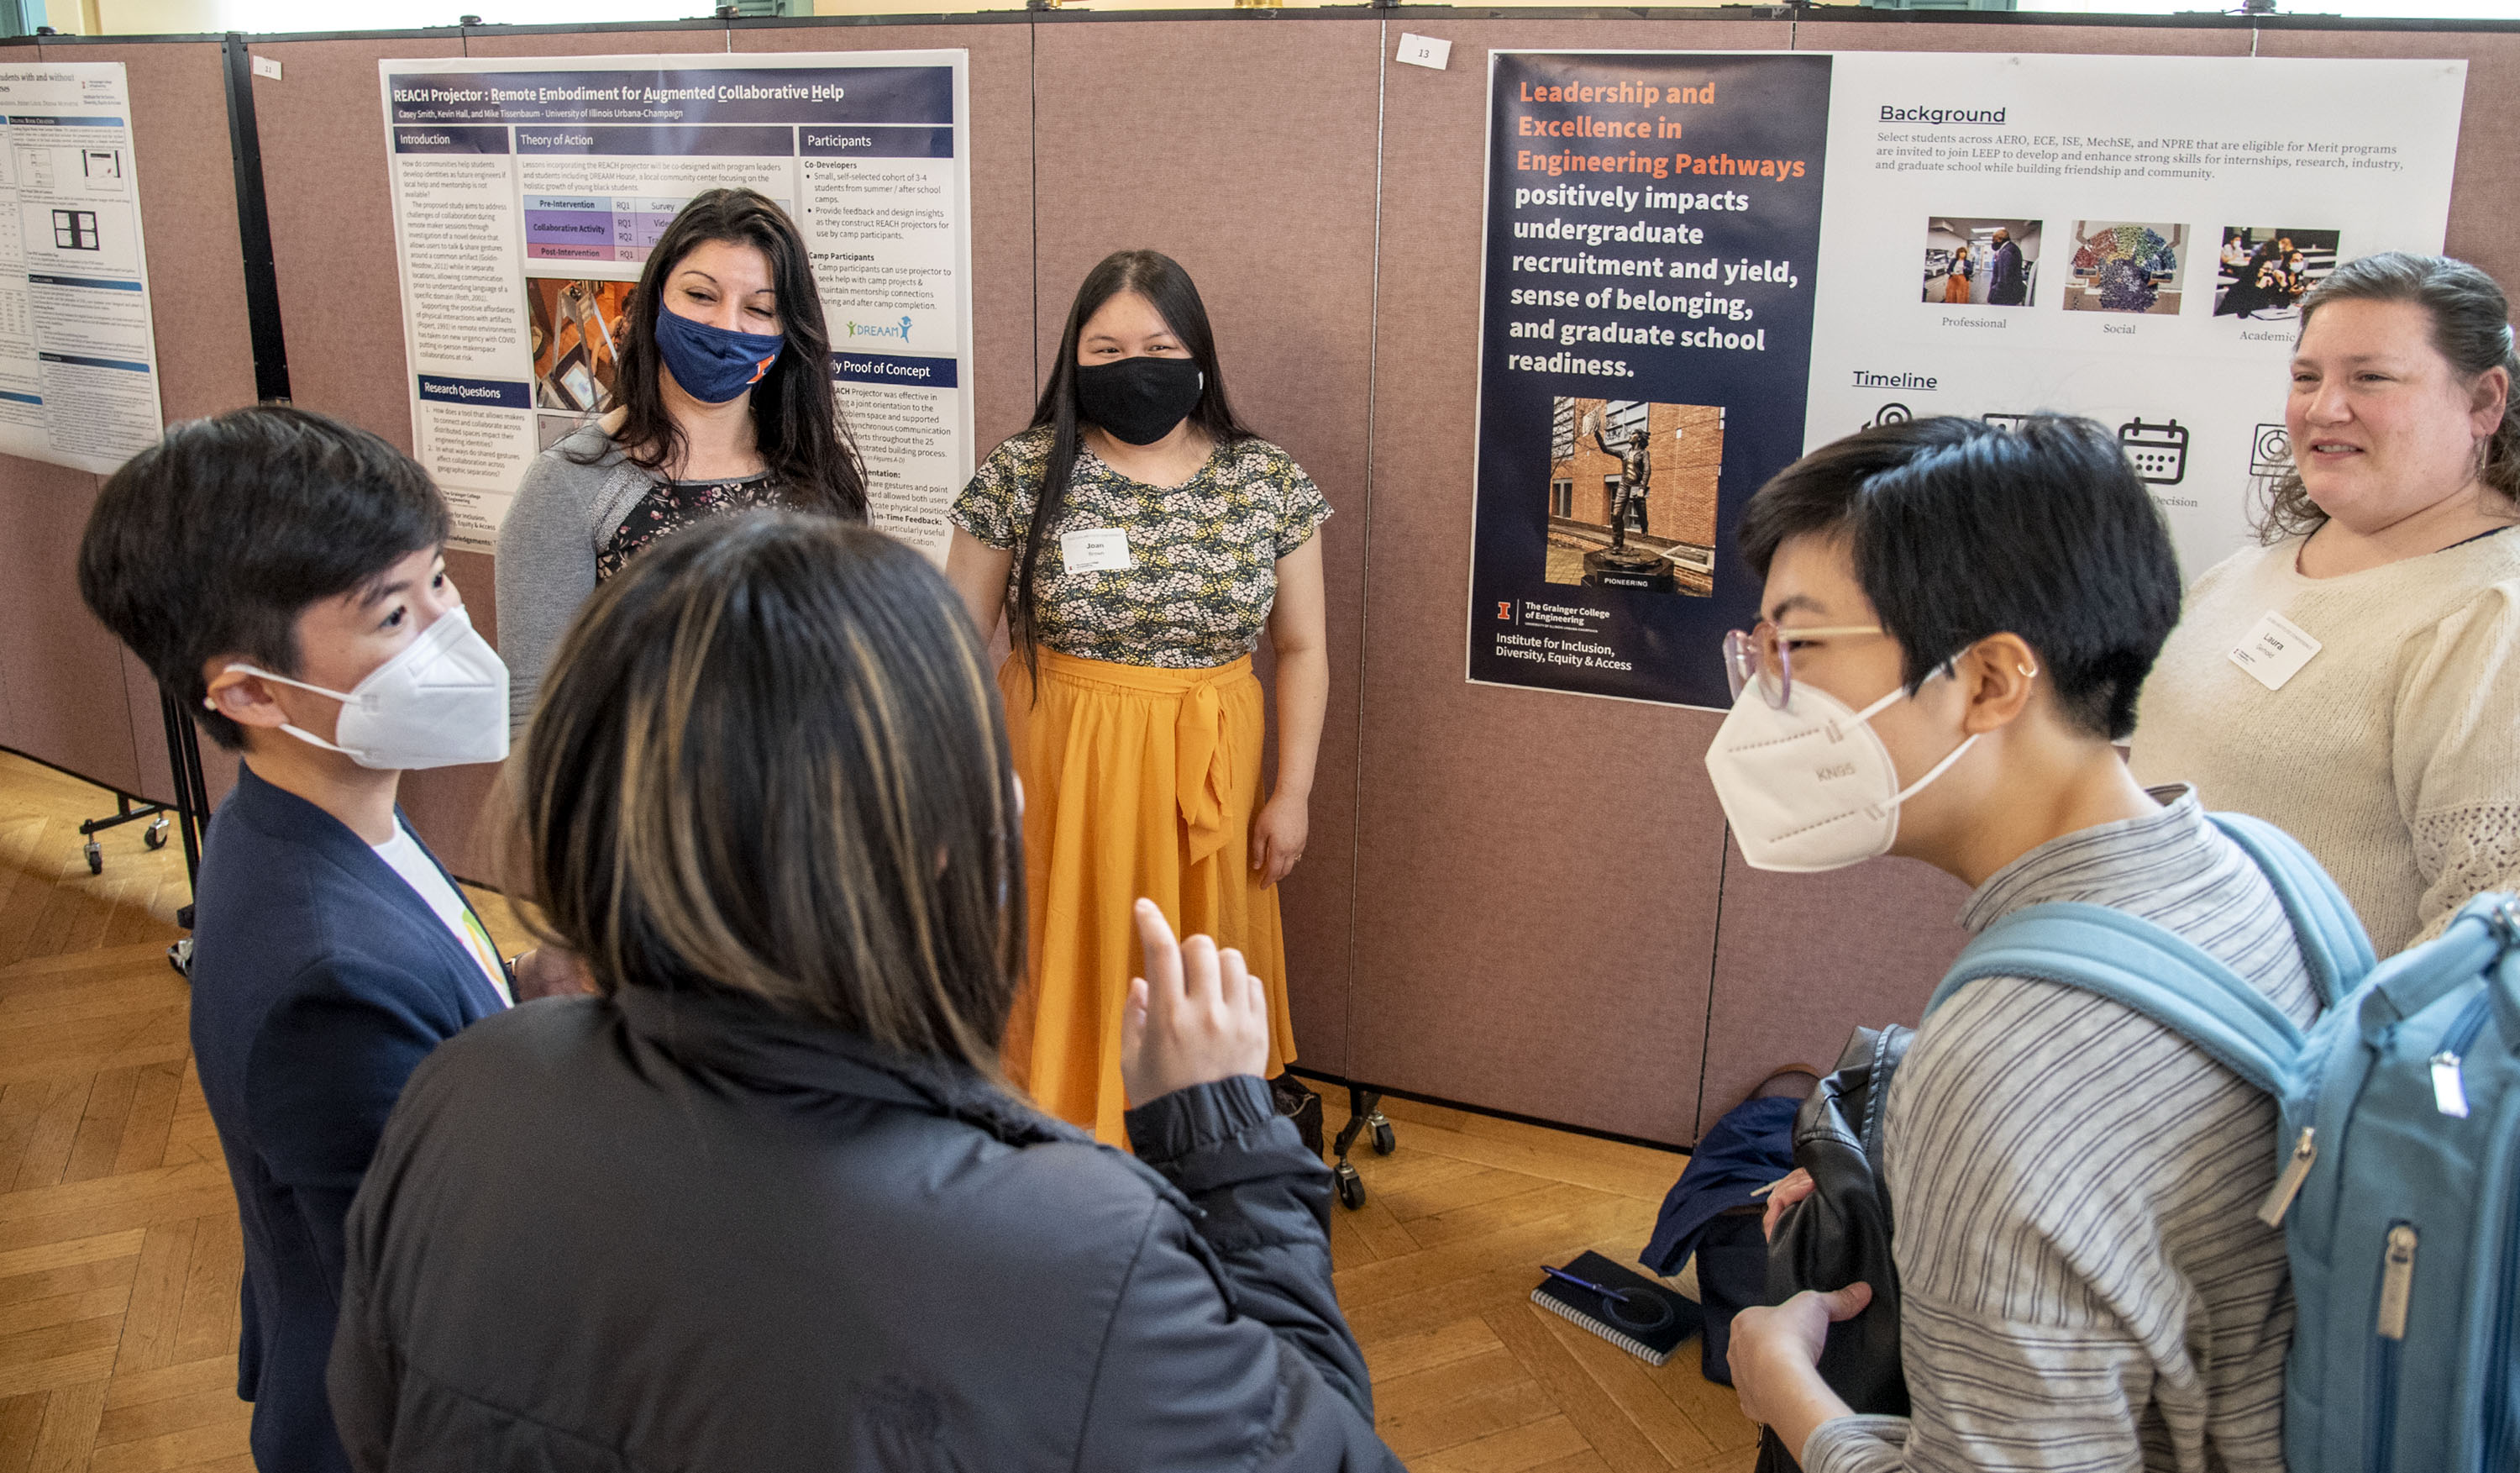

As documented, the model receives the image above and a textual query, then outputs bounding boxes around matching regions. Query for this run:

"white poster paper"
[0,62,163,476]
[377,51,976,560]
[1803,54,2465,576]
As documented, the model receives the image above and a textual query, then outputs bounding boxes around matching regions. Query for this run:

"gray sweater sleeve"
[495,434,629,734]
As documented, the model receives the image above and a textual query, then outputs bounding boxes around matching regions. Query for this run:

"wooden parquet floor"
[0,748,1757,1473]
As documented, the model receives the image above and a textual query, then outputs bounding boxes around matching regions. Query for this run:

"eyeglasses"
[1722,623,1885,708]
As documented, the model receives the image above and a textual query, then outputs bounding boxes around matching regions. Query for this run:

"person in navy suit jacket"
[76,408,585,1472]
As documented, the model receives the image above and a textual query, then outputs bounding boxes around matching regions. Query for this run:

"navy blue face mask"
[654,303,785,405]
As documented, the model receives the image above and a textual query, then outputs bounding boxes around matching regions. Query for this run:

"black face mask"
[1075,355,1205,445]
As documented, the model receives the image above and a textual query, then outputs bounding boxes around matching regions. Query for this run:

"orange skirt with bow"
[998,648,1298,1144]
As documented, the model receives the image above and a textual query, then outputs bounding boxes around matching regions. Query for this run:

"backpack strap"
[1926,902,2303,1096]
[2207,812,2376,1008]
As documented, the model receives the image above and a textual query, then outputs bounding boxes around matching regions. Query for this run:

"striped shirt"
[1804,788,2318,1473]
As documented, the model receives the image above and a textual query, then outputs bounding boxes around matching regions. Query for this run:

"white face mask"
[1702,667,1977,872]
[216,605,510,771]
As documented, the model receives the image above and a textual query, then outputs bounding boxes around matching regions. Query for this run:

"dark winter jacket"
[328,982,1400,1471]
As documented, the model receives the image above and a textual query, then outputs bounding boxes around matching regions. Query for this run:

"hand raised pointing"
[1118,898,1271,1107]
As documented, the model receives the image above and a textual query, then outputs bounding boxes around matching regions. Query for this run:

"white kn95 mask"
[217,605,510,771]
[1703,669,1976,873]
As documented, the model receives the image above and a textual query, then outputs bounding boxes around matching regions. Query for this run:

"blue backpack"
[1926,812,2520,1473]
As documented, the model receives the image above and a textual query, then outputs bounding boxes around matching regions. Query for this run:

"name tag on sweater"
[2229,610,2323,691]
[1060,528,1132,574]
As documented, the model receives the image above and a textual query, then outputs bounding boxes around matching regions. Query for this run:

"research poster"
[0,63,163,476]
[378,51,974,559]
[1471,51,2465,708]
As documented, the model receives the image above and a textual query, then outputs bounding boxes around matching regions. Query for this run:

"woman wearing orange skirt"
[1942,242,1973,304]
[945,250,1328,1144]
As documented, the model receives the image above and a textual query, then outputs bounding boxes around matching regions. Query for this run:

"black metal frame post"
[223,32,291,405]
[157,689,210,930]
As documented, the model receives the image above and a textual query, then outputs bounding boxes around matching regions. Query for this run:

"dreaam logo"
[847,315,915,342]
[1880,104,2007,125]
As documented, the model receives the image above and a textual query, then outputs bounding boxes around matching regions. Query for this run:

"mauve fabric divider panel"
[0,458,141,796]
[1698,851,1970,1136]
[1354,18,1789,1148]
[5,40,251,809]
[1809,18,2255,55]
[249,35,465,458]
[38,39,259,426]
[1032,17,1382,1076]
[248,35,483,873]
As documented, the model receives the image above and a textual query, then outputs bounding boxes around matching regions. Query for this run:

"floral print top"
[953,429,1331,669]
[596,473,789,583]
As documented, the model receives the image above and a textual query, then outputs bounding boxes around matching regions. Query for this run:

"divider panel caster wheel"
[144,818,168,850]
[1370,1117,1396,1155]
[83,840,102,876]
[1333,1160,1366,1210]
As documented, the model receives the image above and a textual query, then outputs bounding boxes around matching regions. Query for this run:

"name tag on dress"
[1060,528,1133,574]
[2229,609,2322,691]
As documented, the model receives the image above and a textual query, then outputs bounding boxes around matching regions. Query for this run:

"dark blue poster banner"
[1469,52,1832,709]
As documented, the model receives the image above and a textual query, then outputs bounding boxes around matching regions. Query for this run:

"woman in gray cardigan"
[496,187,866,730]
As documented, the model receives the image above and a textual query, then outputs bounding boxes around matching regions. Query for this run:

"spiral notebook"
[1529,1252,1703,1365]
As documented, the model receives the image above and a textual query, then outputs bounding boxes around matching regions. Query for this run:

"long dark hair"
[511,513,1022,1077]
[574,187,868,521]
[1010,250,1253,683]
[2260,251,2520,541]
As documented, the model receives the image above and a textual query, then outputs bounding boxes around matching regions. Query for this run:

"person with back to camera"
[325,513,1401,1471]
[943,250,1330,1144]
[74,408,584,1473]
[2132,252,2520,954]
[496,185,867,732]
[1704,416,2322,1471]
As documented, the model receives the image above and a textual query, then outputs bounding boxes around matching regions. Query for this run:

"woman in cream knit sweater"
[2133,252,2520,954]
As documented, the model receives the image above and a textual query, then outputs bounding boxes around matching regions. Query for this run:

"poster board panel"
[1033,16,1383,1074]
[1806,17,2255,58]
[1357,18,1791,1144]
[374,48,977,559]
[39,40,254,428]
[22,41,245,813]
[252,35,466,456]
[2254,29,2520,292]
[0,455,139,796]
[1698,852,1969,1134]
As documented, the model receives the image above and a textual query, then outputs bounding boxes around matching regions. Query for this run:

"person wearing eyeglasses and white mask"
[2132,251,2520,954]
[1705,416,2323,1473]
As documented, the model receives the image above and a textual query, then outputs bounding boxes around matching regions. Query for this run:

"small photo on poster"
[528,277,633,414]
[1922,218,2041,308]
[2213,226,2339,322]
[1543,397,1724,597]
[2064,222,2188,316]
